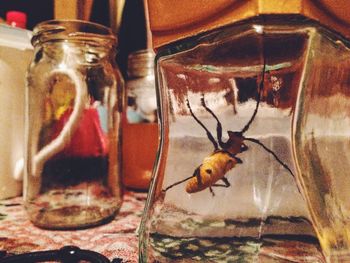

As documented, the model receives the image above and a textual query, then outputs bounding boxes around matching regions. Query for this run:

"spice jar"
[24,20,124,229]
[122,49,158,190]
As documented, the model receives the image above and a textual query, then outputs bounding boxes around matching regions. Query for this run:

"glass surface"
[140,17,324,262]
[24,20,124,229]
[292,23,350,262]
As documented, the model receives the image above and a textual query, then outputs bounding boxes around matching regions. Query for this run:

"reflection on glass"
[293,25,350,262]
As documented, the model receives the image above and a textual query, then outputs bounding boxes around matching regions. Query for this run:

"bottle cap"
[6,11,27,29]
[147,0,350,49]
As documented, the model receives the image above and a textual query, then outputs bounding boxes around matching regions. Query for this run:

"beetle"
[163,60,295,196]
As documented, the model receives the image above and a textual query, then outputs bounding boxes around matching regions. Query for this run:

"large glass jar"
[139,16,329,262]
[24,20,124,229]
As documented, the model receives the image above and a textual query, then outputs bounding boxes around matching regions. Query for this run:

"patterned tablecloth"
[0,191,327,263]
[0,191,147,262]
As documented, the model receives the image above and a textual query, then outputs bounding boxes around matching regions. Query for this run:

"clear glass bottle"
[139,17,328,262]
[123,49,158,190]
[24,20,124,229]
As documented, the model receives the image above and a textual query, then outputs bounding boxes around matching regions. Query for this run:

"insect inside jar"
[163,58,295,196]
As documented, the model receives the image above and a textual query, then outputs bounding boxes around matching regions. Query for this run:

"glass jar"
[123,49,158,190]
[24,20,124,229]
[139,16,327,262]
[292,23,350,262]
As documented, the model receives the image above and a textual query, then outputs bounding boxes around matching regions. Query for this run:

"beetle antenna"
[244,137,295,179]
[186,98,219,150]
[200,96,226,148]
[240,40,266,134]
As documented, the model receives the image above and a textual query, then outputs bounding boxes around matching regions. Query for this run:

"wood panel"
[54,0,94,20]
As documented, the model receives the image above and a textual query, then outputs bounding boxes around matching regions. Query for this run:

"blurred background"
[0,0,148,77]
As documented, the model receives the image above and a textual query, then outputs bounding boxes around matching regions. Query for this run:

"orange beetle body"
[185,150,241,193]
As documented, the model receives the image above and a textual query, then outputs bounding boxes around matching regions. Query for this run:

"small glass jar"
[122,49,158,190]
[24,20,124,229]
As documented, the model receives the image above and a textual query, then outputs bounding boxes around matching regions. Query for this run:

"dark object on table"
[0,246,123,263]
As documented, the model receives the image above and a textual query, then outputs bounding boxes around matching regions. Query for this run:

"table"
[0,191,327,263]
[0,191,147,262]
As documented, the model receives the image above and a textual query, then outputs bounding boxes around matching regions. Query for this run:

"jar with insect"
[137,12,346,261]
[24,20,124,229]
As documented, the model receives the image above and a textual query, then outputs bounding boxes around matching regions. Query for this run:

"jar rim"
[31,19,117,47]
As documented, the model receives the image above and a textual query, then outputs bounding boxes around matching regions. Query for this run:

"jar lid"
[127,49,155,78]
[147,0,350,48]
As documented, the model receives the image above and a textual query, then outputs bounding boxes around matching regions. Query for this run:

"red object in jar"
[52,107,109,158]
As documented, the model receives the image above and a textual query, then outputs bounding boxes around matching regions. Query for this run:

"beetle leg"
[212,177,231,188]
[163,167,200,192]
[221,177,230,187]
[209,187,215,196]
